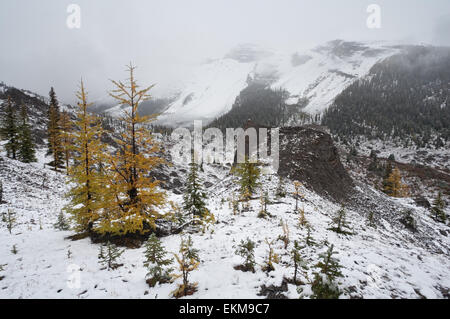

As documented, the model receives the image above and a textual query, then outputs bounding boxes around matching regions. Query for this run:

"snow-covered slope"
[156,58,256,127]
[1,142,449,298]
[138,41,398,127]
[271,41,398,114]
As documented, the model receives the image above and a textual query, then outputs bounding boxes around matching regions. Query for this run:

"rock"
[257,278,289,299]
[278,126,353,202]
[233,121,354,202]
[414,196,431,209]
[204,181,214,188]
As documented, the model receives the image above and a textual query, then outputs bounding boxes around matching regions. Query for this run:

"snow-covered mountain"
[140,40,398,127]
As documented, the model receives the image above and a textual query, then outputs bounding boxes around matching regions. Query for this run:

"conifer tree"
[329,206,352,235]
[231,193,239,215]
[431,192,446,223]
[293,181,303,212]
[291,240,306,285]
[59,110,72,174]
[382,162,393,191]
[98,64,166,236]
[47,87,63,170]
[54,211,70,231]
[311,244,343,299]
[234,156,260,200]
[183,155,208,218]
[98,241,124,270]
[172,236,200,298]
[65,80,106,233]
[298,206,308,227]
[0,180,3,204]
[383,167,408,197]
[234,238,256,272]
[305,225,316,247]
[1,97,19,160]
[258,191,269,218]
[143,233,173,287]
[17,103,36,163]
[5,209,16,234]
[262,238,279,272]
[367,211,376,228]
[275,176,287,198]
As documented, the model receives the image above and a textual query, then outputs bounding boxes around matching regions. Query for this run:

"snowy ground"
[0,147,449,299]
[349,137,450,172]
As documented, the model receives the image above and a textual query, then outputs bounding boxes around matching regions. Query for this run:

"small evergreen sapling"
[234,238,256,272]
[275,177,286,198]
[168,201,185,226]
[291,240,307,285]
[172,236,200,298]
[234,156,261,201]
[143,234,173,287]
[54,212,70,231]
[311,244,343,299]
[5,209,16,234]
[328,206,352,235]
[367,211,376,228]
[183,156,208,219]
[431,192,446,223]
[305,225,316,247]
[11,244,18,254]
[98,241,124,270]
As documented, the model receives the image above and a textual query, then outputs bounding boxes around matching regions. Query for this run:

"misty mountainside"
[0,82,74,145]
[100,40,398,127]
[94,97,174,117]
[322,45,450,147]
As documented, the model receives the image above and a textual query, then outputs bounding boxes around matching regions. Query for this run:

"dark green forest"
[322,46,450,148]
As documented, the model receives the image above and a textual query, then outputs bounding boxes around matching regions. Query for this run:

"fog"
[1,0,449,104]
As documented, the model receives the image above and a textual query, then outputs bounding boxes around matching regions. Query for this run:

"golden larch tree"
[96,63,166,236]
[293,181,303,211]
[65,80,107,233]
[384,167,408,198]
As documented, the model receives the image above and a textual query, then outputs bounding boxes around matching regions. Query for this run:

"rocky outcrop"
[278,126,353,202]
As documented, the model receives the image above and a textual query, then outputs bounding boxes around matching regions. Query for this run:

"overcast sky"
[1,0,449,104]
